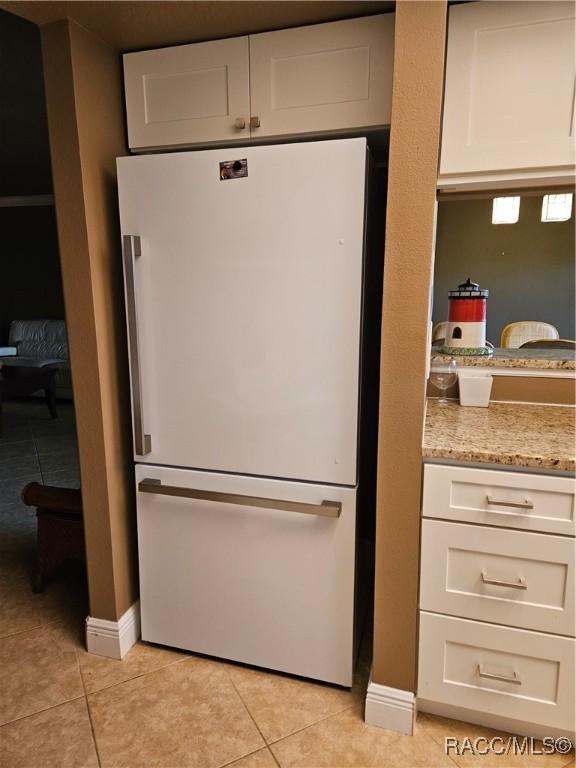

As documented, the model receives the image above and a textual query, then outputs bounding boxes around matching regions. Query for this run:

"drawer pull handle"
[486,495,534,510]
[481,571,527,590]
[138,478,341,518]
[477,664,522,685]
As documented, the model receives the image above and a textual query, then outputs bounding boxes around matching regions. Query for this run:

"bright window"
[492,196,520,224]
[541,193,573,222]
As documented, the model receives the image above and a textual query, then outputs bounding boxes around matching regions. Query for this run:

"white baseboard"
[86,600,141,659]
[365,679,416,735]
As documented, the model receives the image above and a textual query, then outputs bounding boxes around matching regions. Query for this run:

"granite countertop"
[423,399,575,472]
[431,347,575,370]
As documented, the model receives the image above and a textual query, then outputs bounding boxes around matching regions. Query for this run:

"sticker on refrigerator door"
[219,159,248,180]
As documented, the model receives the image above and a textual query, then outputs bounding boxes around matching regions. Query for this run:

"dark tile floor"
[0,398,80,494]
[0,398,86,640]
[0,397,80,545]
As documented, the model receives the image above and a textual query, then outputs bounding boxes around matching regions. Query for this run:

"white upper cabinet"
[123,14,394,150]
[439,2,576,191]
[124,37,250,150]
[248,15,394,139]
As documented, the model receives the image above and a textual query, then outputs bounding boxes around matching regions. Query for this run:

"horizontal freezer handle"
[138,478,341,518]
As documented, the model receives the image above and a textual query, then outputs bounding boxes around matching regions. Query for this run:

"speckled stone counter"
[431,347,575,370]
[423,399,575,473]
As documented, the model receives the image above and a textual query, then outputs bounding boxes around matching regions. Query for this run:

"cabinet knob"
[234,118,246,130]
[250,116,261,129]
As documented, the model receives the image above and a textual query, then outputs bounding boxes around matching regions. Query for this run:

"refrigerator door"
[135,464,356,686]
[118,139,366,485]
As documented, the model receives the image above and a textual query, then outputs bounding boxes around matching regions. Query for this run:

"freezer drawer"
[135,464,357,686]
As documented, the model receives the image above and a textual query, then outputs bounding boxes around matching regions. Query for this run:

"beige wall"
[427,376,576,406]
[372,0,447,692]
[489,376,575,405]
[1,1,393,50]
[42,19,136,621]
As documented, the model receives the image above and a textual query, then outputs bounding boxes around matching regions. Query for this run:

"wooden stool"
[21,483,84,593]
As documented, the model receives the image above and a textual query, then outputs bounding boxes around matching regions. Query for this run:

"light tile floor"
[0,402,574,768]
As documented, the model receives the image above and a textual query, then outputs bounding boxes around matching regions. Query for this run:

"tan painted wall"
[2,1,393,51]
[489,376,576,405]
[42,19,136,621]
[427,376,576,406]
[372,0,447,692]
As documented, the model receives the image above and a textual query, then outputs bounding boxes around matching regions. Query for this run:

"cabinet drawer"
[418,612,576,734]
[423,464,575,536]
[420,520,575,636]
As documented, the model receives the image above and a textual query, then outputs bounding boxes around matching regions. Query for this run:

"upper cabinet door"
[248,15,395,139]
[124,37,250,150]
[439,2,576,191]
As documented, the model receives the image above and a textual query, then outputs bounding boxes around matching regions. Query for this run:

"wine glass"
[429,358,457,405]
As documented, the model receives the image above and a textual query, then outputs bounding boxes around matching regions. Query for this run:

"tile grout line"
[0,437,37,451]
[418,721,472,767]
[81,653,194,698]
[224,667,279,765]
[0,694,86,730]
[219,746,279,768]
[438,737,462,768]
[266,702,360,752]
[224,667,367,759]
[30,421,45,484]
[447,754,464,768]
[222,664,371,753]
[0,617,65,642]
[78,650,103,768]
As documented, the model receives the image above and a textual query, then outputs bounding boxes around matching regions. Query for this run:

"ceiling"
[0,1,394,52]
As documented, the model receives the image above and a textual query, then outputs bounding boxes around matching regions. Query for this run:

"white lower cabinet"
[135,464,356,686]
[419,462,576,738]
[418,612,575,737]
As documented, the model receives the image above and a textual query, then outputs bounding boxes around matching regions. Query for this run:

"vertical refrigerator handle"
[122,235,152,456]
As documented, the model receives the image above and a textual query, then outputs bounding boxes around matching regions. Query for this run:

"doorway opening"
[0,9,87,636]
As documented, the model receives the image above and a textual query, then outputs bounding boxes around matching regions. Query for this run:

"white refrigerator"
[118,138,370,686]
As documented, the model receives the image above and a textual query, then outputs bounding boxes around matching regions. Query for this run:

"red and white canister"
[445,278,489,351]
